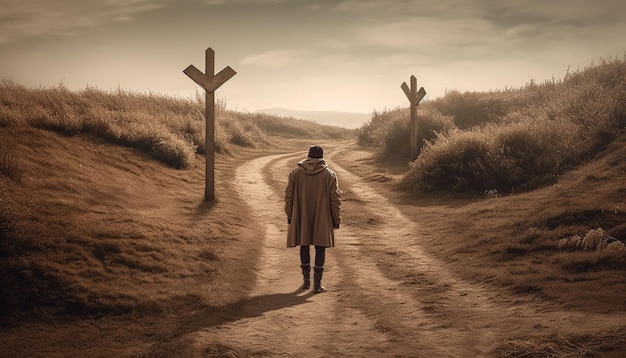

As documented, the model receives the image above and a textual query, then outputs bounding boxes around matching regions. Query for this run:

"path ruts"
[189,149,626,357]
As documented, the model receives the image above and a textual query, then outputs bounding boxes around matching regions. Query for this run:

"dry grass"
[0,74,351,356]
[0,141,22,181]
[2,57,626,356]
[359,56,626,194]
[0,125,310,358]
[0,126,240,324]
[357,104,455,160]
[0,81,345,332]
[333,131,626,314]
[0,115,329,355]
[0,81,352,169]
[496,333,614,357]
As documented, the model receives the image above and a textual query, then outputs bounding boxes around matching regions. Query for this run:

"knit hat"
[308,145,324,158]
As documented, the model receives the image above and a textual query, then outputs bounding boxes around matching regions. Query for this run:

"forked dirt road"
[190,146,626,357]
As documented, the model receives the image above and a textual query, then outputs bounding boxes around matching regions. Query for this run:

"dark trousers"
[300,245,325,267]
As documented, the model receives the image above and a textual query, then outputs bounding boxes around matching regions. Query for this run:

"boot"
[301,264,311,289]
[313,266,326,293]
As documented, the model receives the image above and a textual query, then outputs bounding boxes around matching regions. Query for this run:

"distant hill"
[255,108,371,129]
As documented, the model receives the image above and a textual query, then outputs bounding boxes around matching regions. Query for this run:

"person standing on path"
[285,145,341,293]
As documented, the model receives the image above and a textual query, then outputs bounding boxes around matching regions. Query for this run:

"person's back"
[285,145,341,293]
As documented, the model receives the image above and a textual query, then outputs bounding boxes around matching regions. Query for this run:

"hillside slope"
[335,134,626,313]
[1,124,625,356]
[0,124,284,355]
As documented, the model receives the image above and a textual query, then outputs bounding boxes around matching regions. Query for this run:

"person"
[284,145,341,293]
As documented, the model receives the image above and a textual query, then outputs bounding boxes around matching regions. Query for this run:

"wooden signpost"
[401,75,426,160]
[184,48,236,201]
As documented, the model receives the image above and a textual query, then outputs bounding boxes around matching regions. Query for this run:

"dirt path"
[190,148,626,357]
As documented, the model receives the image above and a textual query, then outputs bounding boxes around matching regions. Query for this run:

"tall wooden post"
[184,48,236,201]
[401,75,426,160]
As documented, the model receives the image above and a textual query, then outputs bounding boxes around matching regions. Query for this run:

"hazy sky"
[1,0,624,113]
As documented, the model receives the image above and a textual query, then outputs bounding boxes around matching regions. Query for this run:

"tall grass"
[359,56,626,193]
[0,142,22,181]
[401,117,581,192]
[0,81,350,168]
[357,104,455,159]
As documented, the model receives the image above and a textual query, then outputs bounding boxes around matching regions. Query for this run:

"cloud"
[335,0,626,35]
[240,49,303,68]
[339,0,626,64]
[334,0,482,18]
[201,0,301,4]
[0,0,165,45]
[356,16,495,52]
[334,0,626,20]
[319,39,349,51]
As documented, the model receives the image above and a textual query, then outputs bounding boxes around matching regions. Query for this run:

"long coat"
[284,158,341,248]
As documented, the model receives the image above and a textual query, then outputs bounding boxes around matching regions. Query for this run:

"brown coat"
[284,158,341,248]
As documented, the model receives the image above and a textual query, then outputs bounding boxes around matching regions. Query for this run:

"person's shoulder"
[325,167,338,177]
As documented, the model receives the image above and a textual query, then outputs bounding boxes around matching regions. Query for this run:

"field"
[1,59,625,357]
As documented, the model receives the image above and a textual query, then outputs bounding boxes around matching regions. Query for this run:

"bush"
[371,110,411,159]
[401,130,491,192]
[416,106,456,150]
[388,57,626,194]
[431,90,509,129]
[401,115,583,193]
[357,105,455,160]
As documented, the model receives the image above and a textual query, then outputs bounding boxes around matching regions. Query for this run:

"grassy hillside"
[358,57,626,194]
[351,57,626,314]
[0,83,350,330]
[0,81,352,170]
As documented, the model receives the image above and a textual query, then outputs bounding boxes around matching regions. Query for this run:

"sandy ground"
[1,130,624,357]
[186,145,626,357]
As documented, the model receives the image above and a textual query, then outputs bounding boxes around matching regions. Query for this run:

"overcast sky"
[1,0,624,113]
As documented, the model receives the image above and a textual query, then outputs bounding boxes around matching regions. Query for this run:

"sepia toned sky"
[1,0,625,113]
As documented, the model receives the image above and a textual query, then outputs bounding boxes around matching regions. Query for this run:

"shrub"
[357,105,455,160]
[401,130,491,192]
[401,114,583,193]
[431,90,508,129]
[492,116,580,190]
[372,110,410,159]
[357,108,399,146]
[390,57,626,194]
[416,106,456,150]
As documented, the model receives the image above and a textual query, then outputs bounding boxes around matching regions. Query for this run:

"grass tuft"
[496,333,596,357]
[0,142,22,181]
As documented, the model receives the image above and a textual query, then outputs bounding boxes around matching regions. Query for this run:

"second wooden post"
[401,75,426,160]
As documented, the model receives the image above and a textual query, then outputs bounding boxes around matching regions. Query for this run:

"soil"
[192,142,626,357]
[1,129,625,357]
